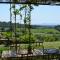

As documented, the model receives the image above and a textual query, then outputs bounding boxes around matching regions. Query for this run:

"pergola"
[0,0,60,5]
[0,0,60,58]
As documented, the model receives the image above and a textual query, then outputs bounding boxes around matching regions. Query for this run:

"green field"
[31,28,60,42]
[0,27,60,53]
[31,28,60,34]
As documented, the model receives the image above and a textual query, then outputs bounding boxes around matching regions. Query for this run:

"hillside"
[0,21,56,29]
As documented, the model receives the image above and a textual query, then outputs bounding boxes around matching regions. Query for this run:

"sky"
[0,4,60,25]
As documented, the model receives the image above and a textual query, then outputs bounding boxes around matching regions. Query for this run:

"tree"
[20,34,36,42]
[55,25,60,31]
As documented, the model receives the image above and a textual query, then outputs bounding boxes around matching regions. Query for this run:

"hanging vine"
[10,3,38,54]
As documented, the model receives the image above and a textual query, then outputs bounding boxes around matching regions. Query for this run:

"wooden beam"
[0,0,60,5]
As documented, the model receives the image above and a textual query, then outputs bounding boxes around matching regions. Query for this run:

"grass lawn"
[17,41,60,49]
[43,41,60,49]
[0,41,60,52]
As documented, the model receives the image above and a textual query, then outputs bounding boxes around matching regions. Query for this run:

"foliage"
[2,32,12,39]
[13,9,20,15]
[19,34,36,42]
[0,47,9,52]
[43,35,55,42]
[55,25,60,31]
[0,26,60,42]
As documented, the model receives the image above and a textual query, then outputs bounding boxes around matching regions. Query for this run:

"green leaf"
[13,9,20,15]
[19,5,27,11]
